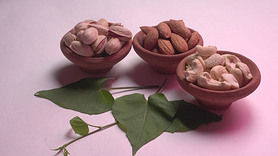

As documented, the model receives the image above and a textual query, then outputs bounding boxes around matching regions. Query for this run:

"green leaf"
[112,93,178,155]
[70,116,89,136]
[35,77,114,115]
[166,100,222,133]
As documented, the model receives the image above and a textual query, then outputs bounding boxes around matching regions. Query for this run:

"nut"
[184,59,204,83]
[236,62,253,81]
[108,26,132,42]
[156,22,171,39]
[220,73,239,89]
[64,32,76,47]
[104,38,122,55]
[73,22,90,34]
[80,27,98,45]
[230,68,245,87]
[210,65,228,80]
[196,45,217,58]
[187,31,200,49]
[204,53,225,68]
[170,33,188,53]
[140,26,156,34]
[88,24,109,35]
[70,41,94,57]
[157,39,175,55]
[144,28,159,51]
[197,72,231,91]
[165,19,192,40]
[91,35,107,55]
[223,54,241,72]
[97,18,109,27]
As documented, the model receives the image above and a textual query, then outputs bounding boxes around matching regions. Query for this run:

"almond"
[187,31,200,49]
[165,19,192,40]
[157,39,175,55]
[156,22,171,39]
[144,28,159,51]
[170,33,188,53]
[140,26,156,34]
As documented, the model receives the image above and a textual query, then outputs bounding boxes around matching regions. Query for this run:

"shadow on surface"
[195,99,253,134]
[126,61,181,90]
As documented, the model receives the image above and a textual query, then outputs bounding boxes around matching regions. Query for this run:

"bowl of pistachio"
[133,19,203,74]
[176,45,261,110]
[60,18,132,73]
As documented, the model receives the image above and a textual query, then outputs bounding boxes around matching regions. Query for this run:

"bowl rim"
[132,28,204,59]
[176,50,261,95]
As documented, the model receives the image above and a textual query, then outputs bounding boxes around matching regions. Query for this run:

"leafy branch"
[53,116,117,156]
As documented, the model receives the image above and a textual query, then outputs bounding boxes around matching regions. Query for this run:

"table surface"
[1,0,277,155]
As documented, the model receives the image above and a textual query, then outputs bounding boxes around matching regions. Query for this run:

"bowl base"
[149,64,176,74]
[79,66,113,74]
[197,99,232,110]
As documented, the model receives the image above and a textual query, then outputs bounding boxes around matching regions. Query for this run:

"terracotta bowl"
[60,34,132,73]
[133,29,204,74]
[176,50,261,110]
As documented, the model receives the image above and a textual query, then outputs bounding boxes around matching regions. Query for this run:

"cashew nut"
[236,62,253,81]
[196,45,217,58]
[184,59,204,83]
[222,54,241,72]
[210,65,228,80]
[197,72,231,91]
[185,53,198,65]
[220,73,239,89]
[230,68,245,87]
[204,53,225,68]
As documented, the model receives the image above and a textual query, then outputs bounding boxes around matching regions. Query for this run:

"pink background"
[1,0,277,155]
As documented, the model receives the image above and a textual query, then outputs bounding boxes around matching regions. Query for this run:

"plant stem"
[108,85,159,90]
[54,122,118,154]
[156,78,168,93]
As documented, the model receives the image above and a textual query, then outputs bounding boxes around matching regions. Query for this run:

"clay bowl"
[60,35,132,73]
[176,50,261,110]
[133,29,203,74]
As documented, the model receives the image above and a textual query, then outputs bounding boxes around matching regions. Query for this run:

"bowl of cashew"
[176,45,261,110]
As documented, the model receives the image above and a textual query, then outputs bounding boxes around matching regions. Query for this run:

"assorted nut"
[63,18,132,57]
[184,45,253,90]
[140,19,200,55]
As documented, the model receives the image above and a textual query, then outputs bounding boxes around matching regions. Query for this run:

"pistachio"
[80,27,98,45]
[76,30,84,41]
[64,32,76,47]
[91,35,107,55]
[97,18,109,27]
[108,22,123,27]
[108,26,132,42]
[73,22,90,34]
[70,41,94,57]
[104,38,122,55]
[88,24,108,35]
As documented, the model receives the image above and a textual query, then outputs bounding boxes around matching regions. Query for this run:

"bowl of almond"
[176,45,261,110]
[60,18,132,73]
[133,19,203,74]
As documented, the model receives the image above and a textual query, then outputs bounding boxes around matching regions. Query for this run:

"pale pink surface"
[0,0,277,156]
